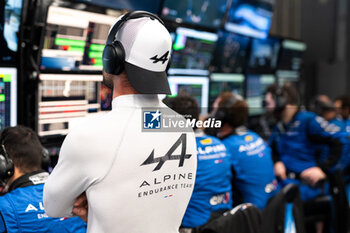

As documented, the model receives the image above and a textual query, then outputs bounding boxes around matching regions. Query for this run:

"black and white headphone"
[102,11,165,76]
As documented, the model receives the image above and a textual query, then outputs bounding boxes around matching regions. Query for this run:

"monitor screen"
[161,0,228,28]
[0,0,22,65]
[38,74,109,137]
[248,37,280,73]
[0,67,17,129]
[245,74,275,115]
[168,76,209,114]
[211,31,250,74]
[40,6,120,72]
[278,39,306,71]
[168,27,218,76]
[276,70,300,87]
[225,0,275,39]
[75,0,162,13]
[209,73,245,109]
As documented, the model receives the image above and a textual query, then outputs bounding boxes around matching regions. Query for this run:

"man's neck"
[218,124,233,138]
[282,105,298,124]
[113,88,139,99]
[112,74,139,99]
[7,168,24,187]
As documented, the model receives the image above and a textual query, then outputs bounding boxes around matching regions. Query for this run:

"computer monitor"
[75,0,162,13]
[0,67,17,129]
[211,31,250,74]
[40,6,119,72]
[276,70,300,87]
[248,37,280,74]
[161,0,228,28]
[168,27,218,76]
[225,0,275,39]
[278,39,306,71]
[245,74,275,116]
[168,76,209,114]
[209,73,245,109]
[38,73,107,137]
[0,0,23,66]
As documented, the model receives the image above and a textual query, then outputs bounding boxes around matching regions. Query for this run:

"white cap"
[112,13,172,94]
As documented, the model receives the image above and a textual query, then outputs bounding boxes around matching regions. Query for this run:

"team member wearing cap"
[0,126,86,233]
[44,11,197,233]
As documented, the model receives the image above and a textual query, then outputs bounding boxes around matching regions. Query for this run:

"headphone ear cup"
[41,148,50,171]
[214,109,226,123]
[113,41,125,75]
[0,153,14,180]
[102,41,125,75]
[275,95,287,112]
[7,158,14,178]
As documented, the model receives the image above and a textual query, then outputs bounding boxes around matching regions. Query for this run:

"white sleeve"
[43,130,98,218]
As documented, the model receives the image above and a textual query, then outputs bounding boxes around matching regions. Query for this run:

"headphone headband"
[106,11,165,45]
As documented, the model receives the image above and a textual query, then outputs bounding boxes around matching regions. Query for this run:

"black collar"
[9,170,48,192]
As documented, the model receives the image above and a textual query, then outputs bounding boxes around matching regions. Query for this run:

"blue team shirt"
[333,118,350,170]
[270,111,349,173]
[316,117,350,171]
[332,117,350,133]
[222,130,278,209]
[269,112,350,200]
[182,132,232,228]
[0,184,86,233]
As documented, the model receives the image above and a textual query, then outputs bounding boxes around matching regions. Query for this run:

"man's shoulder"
[0,193,12,210]
[222,134,240,150]
[68,112,112,134]
[297,111,316,120]
[65,111,126,144]
[0,192,16,221]
[0,184,43,205]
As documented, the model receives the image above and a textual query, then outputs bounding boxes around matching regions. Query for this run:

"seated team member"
[269,83,350,201]
[165,96,232,231]
[216,92,278,209]
[309,95,350,172]
[0,126,86,232]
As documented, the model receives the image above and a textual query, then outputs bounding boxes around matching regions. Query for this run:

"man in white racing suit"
[44,11,197,233]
